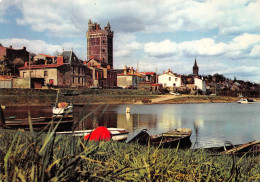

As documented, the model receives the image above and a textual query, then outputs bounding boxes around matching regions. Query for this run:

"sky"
[0,0,260,83]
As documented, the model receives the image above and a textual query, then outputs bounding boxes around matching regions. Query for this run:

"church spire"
[193,58,199,76]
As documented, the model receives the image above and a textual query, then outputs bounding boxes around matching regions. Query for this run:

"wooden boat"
[128,128,192,148]
[0,105,74,131]
[56,128,129,142]
[221,140,260,155]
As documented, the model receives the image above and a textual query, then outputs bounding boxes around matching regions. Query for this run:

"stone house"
[18,50,92,88]
[19,62,71,88]
[115,66,145,89]
[85,58,117,88]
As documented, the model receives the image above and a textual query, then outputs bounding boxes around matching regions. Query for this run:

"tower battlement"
[87,19,114,67]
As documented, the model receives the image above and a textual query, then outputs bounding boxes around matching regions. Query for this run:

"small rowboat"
[0,105,73,131]
[221,140,260,155]
[128,128,192,148]
[56,128,129,142]
[53,102,73,117]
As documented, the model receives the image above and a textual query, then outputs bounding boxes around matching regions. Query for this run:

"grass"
[0,128,259,181]
[0,88,156,106]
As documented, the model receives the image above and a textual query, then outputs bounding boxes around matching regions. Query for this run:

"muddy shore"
[0,88,244,106]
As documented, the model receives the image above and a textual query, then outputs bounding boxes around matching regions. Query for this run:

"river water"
[3,103,260,148]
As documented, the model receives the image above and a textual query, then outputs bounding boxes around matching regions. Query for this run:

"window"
[44,71,48,77]
[23,72,26,78]
[49,79,54,85]
[175,78,177,81]
[169,77,171,81]
[30,71,33,77]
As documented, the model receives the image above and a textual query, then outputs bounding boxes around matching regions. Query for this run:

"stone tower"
[87,19,114,68]
[193,58,199,76]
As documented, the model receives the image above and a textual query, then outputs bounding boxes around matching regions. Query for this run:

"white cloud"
[1,0,259,36]
[144,40,178,57]
[179,39,227,57]
[0,38,82,57]
[250,44,260,57]
[114,33,143,58]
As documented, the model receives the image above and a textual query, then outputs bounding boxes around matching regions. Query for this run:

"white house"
[194,77,206,93]
[158,69,181,88]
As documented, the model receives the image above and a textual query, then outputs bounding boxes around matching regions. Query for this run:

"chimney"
[107,65,110,69]
[25,62,28,67]
[10,45,12,49]
[97,65,100,68]
[23,46,26,51]
[163,70,165,74]
[57,56,63,64]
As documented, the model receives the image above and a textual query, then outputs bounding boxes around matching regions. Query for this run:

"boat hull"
[3,116,74,131]
[57,128,129,142]
[128,128,192,149]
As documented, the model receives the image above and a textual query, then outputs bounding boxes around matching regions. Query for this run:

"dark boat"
[0,105,73,131]
[128,128,192,148]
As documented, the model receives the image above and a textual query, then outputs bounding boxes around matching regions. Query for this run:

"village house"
[158,69,182,88]
[115,66,145,89]
[19,61,71,88]
[18,50,92,88]
[85,58,117,88]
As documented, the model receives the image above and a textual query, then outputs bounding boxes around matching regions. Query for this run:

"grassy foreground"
[0,129,259,181]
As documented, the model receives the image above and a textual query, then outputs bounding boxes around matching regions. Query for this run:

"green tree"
[0,56,11,75]
[13,58,25,75]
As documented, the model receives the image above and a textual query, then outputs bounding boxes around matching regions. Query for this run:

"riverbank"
[0,88,244,106]
[0,129,259,181]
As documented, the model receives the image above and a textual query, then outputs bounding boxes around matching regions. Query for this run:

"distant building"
[140,72,157,83]
[158,69,181,88]
[19,50,92,88]
[33,54,56,64]
[19,62,71,88]
[194,77,206,93]
[87,20,114,68]
[61,50,91,87]
[85,58,117,88]
[115,66,145,89]
[193,58,199,77]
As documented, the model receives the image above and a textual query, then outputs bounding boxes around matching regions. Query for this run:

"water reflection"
[3,103,260,148]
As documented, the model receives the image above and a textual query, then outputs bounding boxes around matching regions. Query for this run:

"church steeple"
[193,58,199,76]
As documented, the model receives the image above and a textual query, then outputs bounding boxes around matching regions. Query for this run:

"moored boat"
[236,98,254,104]
[0,105,74,131]
[56,128,129,142]
[128,128,192,148]
[52,102,73,117]
[221,140,260,155]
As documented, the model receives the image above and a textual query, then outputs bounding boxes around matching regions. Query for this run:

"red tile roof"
[140,72,156,75]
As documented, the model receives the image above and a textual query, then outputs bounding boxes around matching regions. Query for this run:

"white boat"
[170,91,181,96]
[236,98,254,104]
[56,128,129,142]
[53,102,73,117]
